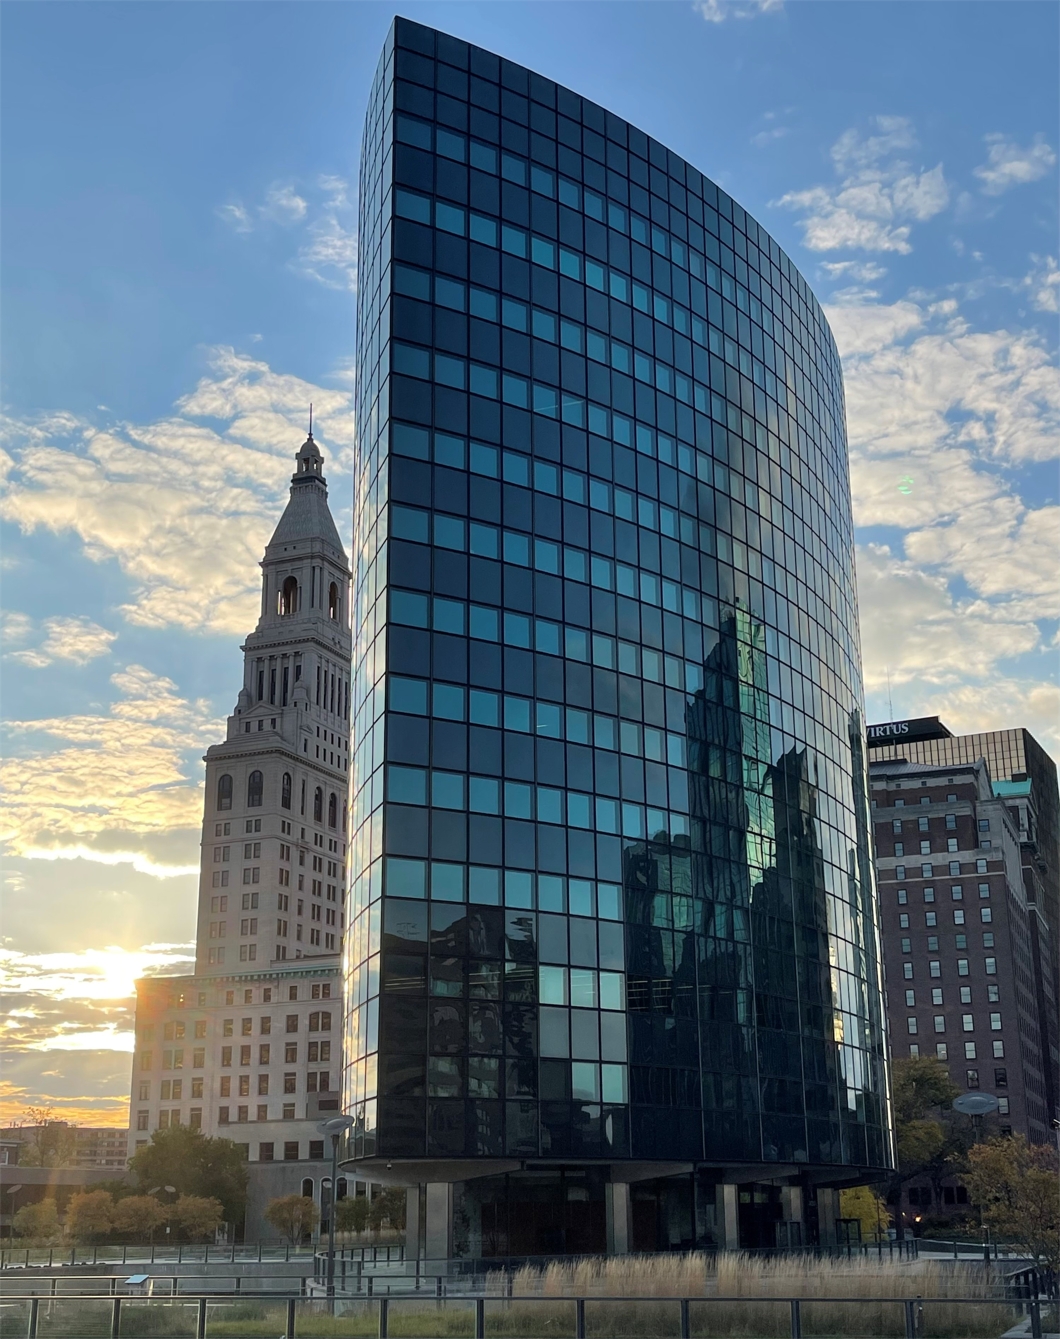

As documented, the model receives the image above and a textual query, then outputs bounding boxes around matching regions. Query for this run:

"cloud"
[1,663,219,870]
[835,287,1059,738]
[974,133,1057,195]
[856,544,1042,692]
[260,183,308,224]
[820,260,888,284]
[752,126,789,148]
[7,616,117,668]
[217,202,252,233]
[694,0,782,20]
[1021,254,1060,314]
[216,177,356,289]
[777,116,948,253]
[0,347,355,636]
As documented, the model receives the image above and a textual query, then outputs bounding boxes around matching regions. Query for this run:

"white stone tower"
[193,430,353,974]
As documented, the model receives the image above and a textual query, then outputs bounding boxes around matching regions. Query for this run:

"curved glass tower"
[344,17,892,1255]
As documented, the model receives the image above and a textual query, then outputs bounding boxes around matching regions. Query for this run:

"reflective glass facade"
[344,18,892,1232]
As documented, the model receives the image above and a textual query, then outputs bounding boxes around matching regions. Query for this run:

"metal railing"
[0,1289,1049,1339]
[0,1241,400,1270]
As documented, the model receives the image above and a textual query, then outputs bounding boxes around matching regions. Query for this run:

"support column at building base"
[405,1185,422,1266]
[424,1182,451,1268]
[605,1181,631,1255]
[815,1188,840,1246]
[717,1184,740,1250]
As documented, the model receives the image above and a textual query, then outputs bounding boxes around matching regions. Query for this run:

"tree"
[965,1135,1060,1274]
[887,1056,965,1235]
[335,1195,370,1236]
[65,1191,114,1242]
[112,1196,166,1241]
[840,1186,892,1240]
[368,1187,406,1235]
[128,1126,247,1225]
[17,1110,78,1168]
[12,1200,60,1242]
[264,1194,319,1243]
[170,1195,224,1242]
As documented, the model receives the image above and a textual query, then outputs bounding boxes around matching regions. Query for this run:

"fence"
[0,1243,402,1271]
[0,1289,1049,1339]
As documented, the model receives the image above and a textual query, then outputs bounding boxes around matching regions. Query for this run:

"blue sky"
[2,1,1057,1124]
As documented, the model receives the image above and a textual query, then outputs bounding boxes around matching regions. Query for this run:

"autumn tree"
[169,1195,224,1242]
[12,1200,60,1242]
[128,1125,247,1225]
[112,1196,166,1241]
[887,1056,965,1233]
[839,1186,892,1240]
[264,1194,319,1243]
[65,1190,114,1242]
[965,1135,1060,1274]
[335,1195,370,1236]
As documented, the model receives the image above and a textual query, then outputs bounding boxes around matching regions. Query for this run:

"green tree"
[965,1135,1060,1274]
[65,1190,114,1242]
[887,1056,965,1234]
[335,1195,370,1236]
[12,1200,60,1242]
[839,1186,892,1240]
[111,1195,166,1241]
[368,1187,406,1235]
[128,1125,247,1225]
[264,1194,319,1243]
[170,1195,224,1242]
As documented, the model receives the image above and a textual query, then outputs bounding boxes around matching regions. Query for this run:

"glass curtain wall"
[344,17,891,1190]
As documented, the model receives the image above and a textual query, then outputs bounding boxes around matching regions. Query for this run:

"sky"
[1,0,1057,1129]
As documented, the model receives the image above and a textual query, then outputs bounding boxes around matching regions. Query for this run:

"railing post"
[367,1276,373,1297]
[576,1298,586,1339]
[475,1297,485,1339]
[70,1247,76,1267]
[377,1297,388,1339]
[197,1298,207,1339]
[286,1243,290,1263]
[122,1245,127,1266]
[1029,1300,1042,1339]
[110,1297,121,1339]
[94,1246,99,1266]
[110,1277,117,1297]
[258,1243,262,1264]
[904,1299,916,1339]
[27,1298,39,1339]
[286,1297,296,1339]
[680,1298,690,1339]
[789,1299,801,1339]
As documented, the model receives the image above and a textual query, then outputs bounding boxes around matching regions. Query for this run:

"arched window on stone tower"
[248,770,263,808]
[328,582,339,621]
[281,773,292,810]
[279,576,299,616]
[328,792,337,828]
[314,787,323,823]
[217,774,233,812]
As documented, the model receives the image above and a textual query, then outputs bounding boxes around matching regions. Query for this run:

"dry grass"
[475,1253,1021,1338]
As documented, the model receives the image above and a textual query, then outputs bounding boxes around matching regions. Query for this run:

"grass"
[0,1255,1026,1339]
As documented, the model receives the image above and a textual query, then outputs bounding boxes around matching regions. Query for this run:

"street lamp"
[316,1116,354,1310]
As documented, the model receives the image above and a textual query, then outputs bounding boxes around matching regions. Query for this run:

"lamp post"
[316,1116,354,1311]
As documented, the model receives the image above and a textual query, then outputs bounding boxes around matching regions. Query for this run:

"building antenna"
[886,666,894,720]
[309,403,313,437]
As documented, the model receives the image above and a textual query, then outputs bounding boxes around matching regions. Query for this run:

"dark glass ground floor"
[437,1168,839,1257]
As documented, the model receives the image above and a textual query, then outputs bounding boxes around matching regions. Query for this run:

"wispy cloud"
[2,663,219,871]
[0,348,355,636]
[832,288,1059,742]
[6,616,117,668]
[217,176,356,291]
[1020,254,1060,314]
[260,182,308,224]
[216,201,252,233]
[777,116,948,253]
[694,0,782,23]
[974,133,1056,195]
